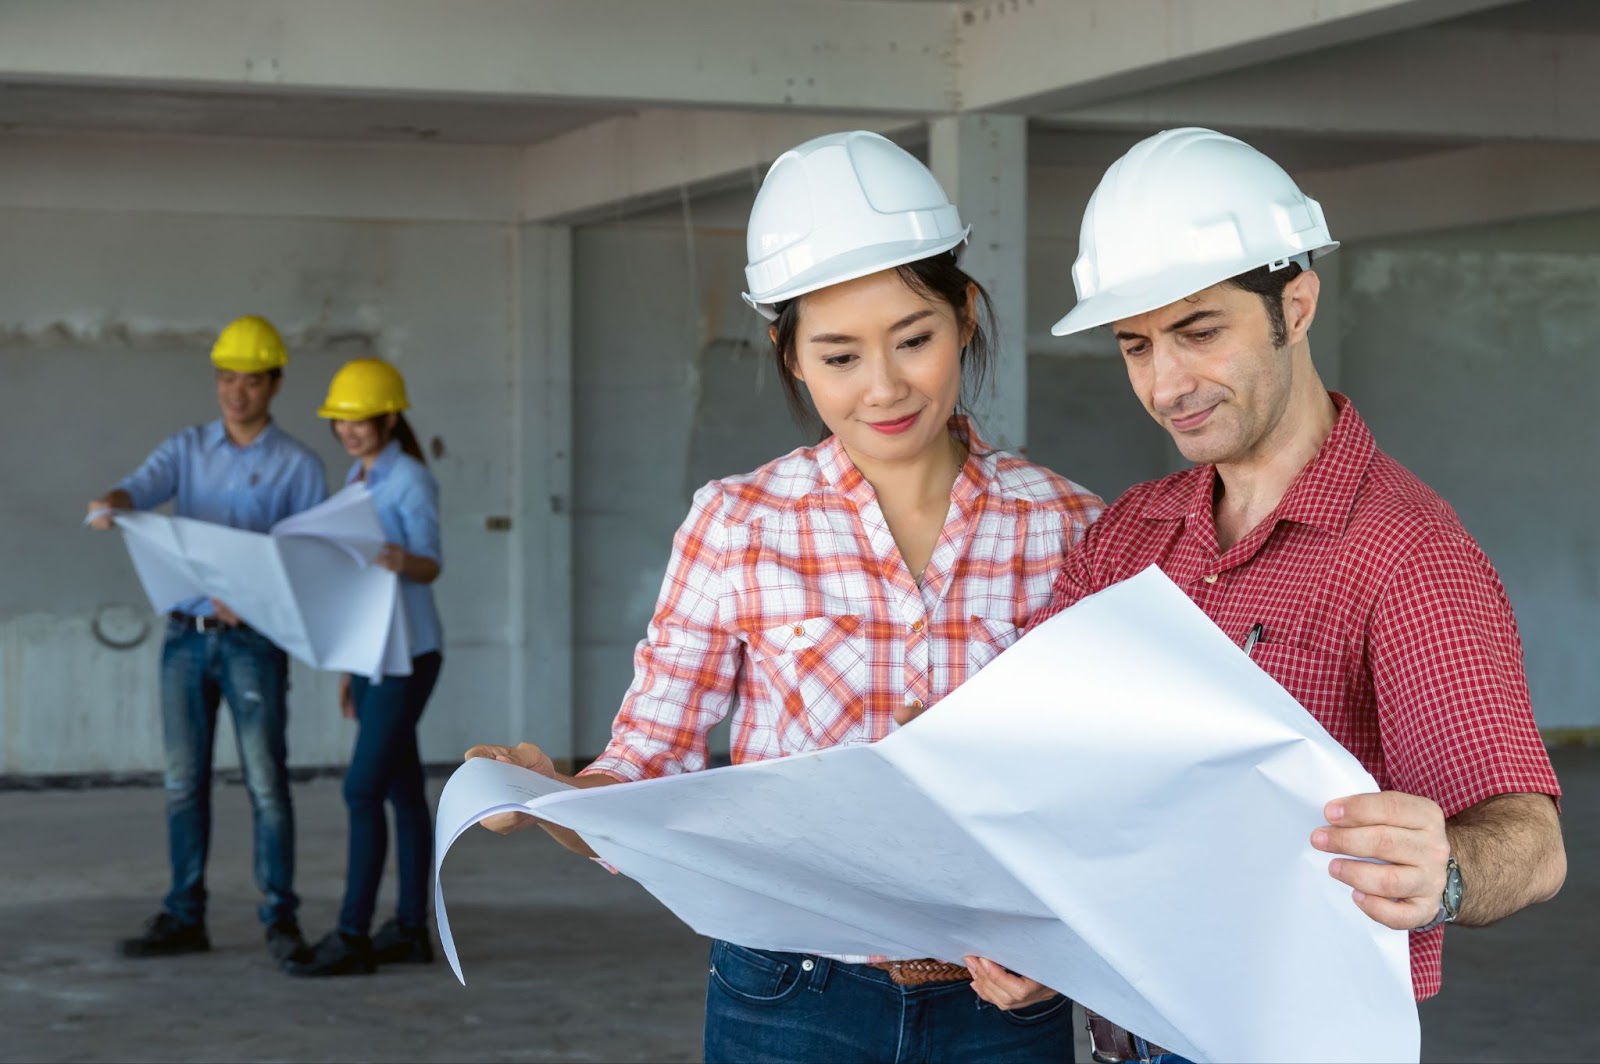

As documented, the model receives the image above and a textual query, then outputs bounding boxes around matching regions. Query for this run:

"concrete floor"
[2,748,1594,1063]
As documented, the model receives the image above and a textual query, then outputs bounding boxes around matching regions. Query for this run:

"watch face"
[1443,857,1464,917]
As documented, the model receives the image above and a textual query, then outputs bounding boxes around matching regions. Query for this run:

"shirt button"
[909,699,924,710]
[801,959,815,972]
[792,624,805,636]
[911,619,924,633]
[1203,574,1219,585]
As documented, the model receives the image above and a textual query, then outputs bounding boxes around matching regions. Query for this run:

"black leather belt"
[1086,1009,1172,1063]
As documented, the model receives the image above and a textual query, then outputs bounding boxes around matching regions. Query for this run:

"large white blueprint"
[434,566,1419,1063]
[112,484,411,677]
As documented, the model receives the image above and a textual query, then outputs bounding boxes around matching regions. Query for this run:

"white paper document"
[112,484,411,678]
[434,566,1420,1063]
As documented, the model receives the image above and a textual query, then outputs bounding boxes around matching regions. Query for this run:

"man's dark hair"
[1225,261,1304,348]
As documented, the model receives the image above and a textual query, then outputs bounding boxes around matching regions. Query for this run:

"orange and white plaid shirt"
[583,417,1103,784]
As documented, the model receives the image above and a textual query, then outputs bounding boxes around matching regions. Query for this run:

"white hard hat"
[743,130,970,321]
[1051,127,1339,337]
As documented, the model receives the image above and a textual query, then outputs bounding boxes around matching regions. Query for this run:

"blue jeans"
[160,619,296,927]
[337,652,442,936]
[703,940,1076,1064]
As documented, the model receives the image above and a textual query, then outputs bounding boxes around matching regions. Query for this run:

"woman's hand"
[339,674,356,720]
[965,956,1060,1011]
[463,742,558,834]
[375,544,407,573]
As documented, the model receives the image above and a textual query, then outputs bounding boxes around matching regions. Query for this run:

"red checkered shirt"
[583,417,1103,781]
[1030,393,1561,1001]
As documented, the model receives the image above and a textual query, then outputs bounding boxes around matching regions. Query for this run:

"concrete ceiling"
[1448,0,1600,33]
[0,83,624,145]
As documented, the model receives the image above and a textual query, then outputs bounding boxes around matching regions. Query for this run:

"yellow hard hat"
[211,315,289,372]
[317,358,411,420]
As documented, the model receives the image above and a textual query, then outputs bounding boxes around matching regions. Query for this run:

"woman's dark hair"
[390,412,426,464]
[1226,260,1304,348]
[328,411,427,465]
[769,250,996,437]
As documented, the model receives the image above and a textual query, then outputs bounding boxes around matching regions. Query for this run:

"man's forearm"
[1446,792,1565,926]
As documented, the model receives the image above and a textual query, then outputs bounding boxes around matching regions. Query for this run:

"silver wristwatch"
[1413,856,1463,933]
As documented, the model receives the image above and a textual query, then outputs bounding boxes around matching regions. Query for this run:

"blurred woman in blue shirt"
[289,358,444,977]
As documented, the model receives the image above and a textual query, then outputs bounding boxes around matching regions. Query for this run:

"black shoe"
[285,930,376,977]
[265,917,311,966]
[371,919,434,966]
[118,912,210,958]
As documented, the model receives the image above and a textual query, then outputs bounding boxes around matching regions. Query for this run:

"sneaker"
[118,912,210,958]
[265,917,311,966]
[285,930,376,977]
[371,919,434,966]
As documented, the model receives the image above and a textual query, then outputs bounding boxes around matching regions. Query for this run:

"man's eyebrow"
[1114,309,1224,342]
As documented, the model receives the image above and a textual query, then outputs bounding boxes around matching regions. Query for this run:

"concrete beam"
[1308,142,1600,242]
[957,0,1513,114]
[0,0,958,114]
[1052,27,1600,143]
[0,131,518,222]
[519,110,918,224]
[1027,143,1600,249]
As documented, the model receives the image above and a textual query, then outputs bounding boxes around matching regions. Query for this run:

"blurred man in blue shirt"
[88,315,327,965]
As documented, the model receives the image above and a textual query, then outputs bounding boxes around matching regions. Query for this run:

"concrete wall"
[5,127,1593,778]
[1340,212,1600,730]
[567,191,1598,761]
[571,196,799,757]
[566,189,1174,756]
[0,134,561,775]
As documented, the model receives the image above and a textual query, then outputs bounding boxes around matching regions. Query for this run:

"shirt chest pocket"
[745,615,868,751]
[1246,641,1353,738]
[965,615,1024,680]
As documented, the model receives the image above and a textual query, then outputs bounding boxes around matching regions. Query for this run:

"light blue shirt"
[348,440,443,662]
[119,419,328,617]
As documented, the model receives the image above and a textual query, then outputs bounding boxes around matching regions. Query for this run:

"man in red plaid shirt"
[964,129,1567,1062]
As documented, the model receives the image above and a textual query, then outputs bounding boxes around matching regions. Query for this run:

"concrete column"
[929,114,1028,452]
[513,223,576,764]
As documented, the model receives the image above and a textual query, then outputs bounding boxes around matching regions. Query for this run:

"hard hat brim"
[317,402,408,420]
[212,357,288,372]
[743,230,970,321]
[1051,243,1339,337]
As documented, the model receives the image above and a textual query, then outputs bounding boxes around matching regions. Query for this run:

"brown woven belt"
[868,958,972,986]
[1085,1009,1171,1063]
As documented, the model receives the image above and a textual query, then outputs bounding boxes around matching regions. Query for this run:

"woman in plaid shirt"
[470,131,1102,1062]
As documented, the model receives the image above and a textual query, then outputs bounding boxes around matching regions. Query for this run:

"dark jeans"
[337,652,442,937]
[160,619,296,927]
[703,940,1076,1064]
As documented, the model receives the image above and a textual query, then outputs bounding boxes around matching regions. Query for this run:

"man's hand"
[964,955,1059,1011]
[463,742,558,834]
[339,674,357,720]
[1312,790,1450,930]
[211,600,243,628]
[376,544,406,573]
[86,495,124,531]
